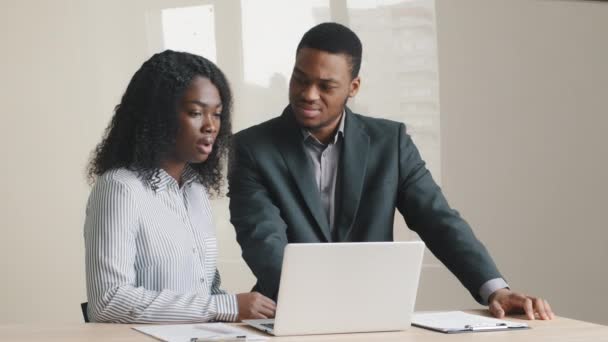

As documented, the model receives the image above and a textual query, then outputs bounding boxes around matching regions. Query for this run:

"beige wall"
[0,0,606,325]
[0,0,150,323]
[434,0,608,324]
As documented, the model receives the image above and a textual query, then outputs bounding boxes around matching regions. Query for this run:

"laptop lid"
[271,241,425,336]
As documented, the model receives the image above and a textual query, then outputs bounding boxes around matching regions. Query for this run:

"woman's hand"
[236,292,277,320]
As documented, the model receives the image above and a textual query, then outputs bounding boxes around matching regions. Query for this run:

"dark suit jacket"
[228,106,502,303]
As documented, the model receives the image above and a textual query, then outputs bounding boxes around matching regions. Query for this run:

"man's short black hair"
[296,22,362,79]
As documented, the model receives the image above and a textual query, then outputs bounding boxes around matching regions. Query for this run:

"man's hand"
[236,292,276,320]
[488,288,554,320]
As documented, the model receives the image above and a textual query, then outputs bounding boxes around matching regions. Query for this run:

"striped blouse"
[84,167,238,323]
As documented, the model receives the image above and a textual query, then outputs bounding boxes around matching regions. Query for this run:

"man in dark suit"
[228,22,553,320]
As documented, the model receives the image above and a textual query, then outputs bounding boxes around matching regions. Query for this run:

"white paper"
[133,322,268,342]
[412,311,528,333]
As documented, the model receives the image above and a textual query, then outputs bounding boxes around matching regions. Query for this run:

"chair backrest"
[81,302,89,323]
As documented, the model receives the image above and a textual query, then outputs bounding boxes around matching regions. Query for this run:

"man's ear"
[349,76,361,97]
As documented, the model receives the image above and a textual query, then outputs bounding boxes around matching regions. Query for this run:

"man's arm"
[394,124,554,320]
[228,134,288,300]
[394,123,503,303]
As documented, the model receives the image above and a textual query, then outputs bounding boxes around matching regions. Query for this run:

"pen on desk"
[189,335,247,342]
[464,323,508,331]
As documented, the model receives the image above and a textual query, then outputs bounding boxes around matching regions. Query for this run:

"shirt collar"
[301,109,346,145]
[148,165,200,192]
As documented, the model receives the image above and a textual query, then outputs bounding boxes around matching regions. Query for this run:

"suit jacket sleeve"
[228,134,288,300]
[395,123,503,303]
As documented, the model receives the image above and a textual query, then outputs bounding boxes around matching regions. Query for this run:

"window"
[161,5,217,62]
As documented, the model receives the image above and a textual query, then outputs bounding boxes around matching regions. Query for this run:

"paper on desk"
[133,322,268,342]
[412,311,529,333]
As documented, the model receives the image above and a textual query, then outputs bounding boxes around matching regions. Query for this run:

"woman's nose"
[201,114,217,133]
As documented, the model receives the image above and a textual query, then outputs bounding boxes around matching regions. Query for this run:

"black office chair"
[81,302,89,323]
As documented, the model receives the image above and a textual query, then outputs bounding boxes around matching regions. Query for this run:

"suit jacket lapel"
[336,108,370,241]
[277,107,331,241]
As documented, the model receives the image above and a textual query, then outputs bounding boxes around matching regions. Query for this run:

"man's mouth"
[295,104,321,118]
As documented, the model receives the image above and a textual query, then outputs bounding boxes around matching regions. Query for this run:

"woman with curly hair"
[84,50,275,323]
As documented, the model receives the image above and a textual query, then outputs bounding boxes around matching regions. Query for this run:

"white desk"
[1,310,607,341]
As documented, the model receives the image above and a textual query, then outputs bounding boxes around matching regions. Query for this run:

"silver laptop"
[244,241,425,336]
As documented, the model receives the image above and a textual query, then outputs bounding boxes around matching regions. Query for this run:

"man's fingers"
[490,291,554,320]
[543,299,555,320]
[524,297,535,320]
[489,300,505,318]
[534,298,549,320]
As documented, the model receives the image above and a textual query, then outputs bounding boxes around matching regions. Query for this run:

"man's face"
[289,47,360,136]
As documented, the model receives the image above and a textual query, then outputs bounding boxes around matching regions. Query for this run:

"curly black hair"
[87,50,232,196]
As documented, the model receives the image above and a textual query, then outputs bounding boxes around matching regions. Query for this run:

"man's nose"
[301,85,320,101]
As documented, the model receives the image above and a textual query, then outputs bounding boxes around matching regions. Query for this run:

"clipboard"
[412,311,530,334]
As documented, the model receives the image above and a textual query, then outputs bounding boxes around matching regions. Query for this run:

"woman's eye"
[189,111,202,117]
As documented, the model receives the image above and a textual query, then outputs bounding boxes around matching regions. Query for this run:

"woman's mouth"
[196,137,214,154]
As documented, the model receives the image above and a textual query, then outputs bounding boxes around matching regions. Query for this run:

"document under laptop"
[133,322,268,342]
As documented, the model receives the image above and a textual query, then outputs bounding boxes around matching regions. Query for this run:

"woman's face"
[172,76,223,164]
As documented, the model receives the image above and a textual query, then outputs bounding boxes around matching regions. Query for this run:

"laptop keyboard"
[261,323,275,329]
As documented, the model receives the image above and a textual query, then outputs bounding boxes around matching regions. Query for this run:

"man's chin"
[294,116,322,130]
[291,110,315,125]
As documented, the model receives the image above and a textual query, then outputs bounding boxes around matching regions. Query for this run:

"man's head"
[289,22,362,143]
[296,22,362,79]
